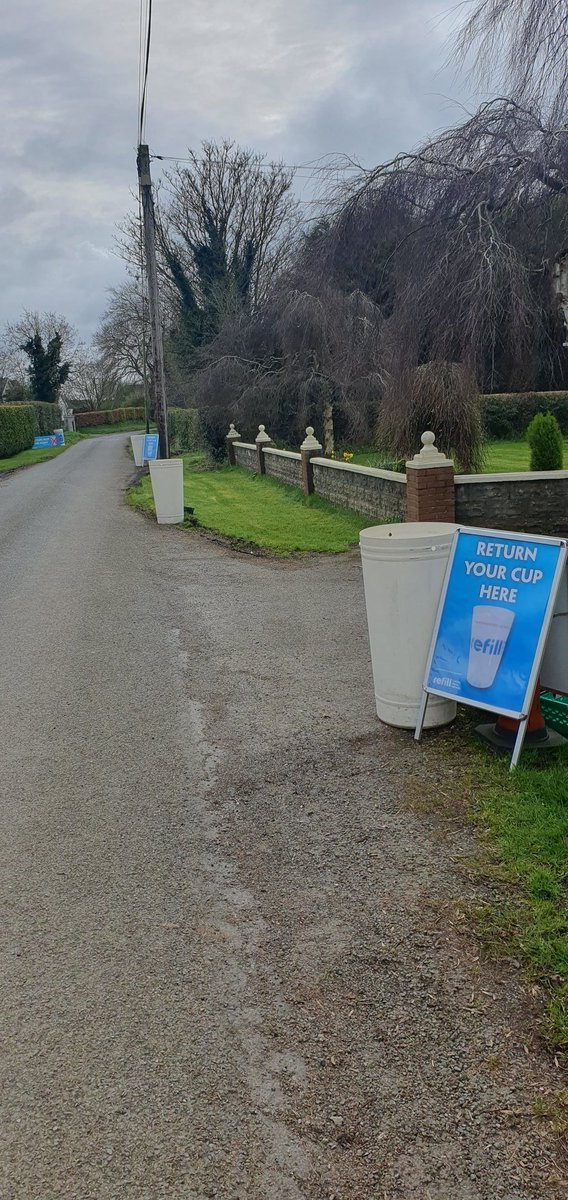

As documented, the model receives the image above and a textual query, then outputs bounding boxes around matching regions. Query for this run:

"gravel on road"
[0,435,565,1199]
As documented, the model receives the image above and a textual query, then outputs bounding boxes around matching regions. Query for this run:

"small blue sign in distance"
[33,435,59,449]
[426,529,565,718]
[143,433,159,461]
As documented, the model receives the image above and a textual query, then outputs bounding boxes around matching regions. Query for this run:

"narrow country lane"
[0,436,564,1200]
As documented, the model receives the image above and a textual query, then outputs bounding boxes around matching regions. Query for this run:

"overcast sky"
[1,0,482,342]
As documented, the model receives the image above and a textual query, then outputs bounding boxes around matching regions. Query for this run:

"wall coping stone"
[455,470,568,484]
[263,447,301,461]
[311,457,406,484]
[255,424,272,445]
[406,430,453,469]
[234,441,256,450]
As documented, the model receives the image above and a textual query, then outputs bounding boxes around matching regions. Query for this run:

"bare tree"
[67,352,122,411]
[379,361,484,472]
[189,275,384,454]
[319,96,568,461]
[158,26,568,465]
[272,285,383,452]
[95,283,152,384]
[161,141,298,309]
[455,0,568,120]
[120,142,300,378]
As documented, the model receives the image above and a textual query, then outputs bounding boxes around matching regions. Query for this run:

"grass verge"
[128,458,369,553]
[0,431,83,472]
[433,715,568,1054]
[473,743,568,1052]
[0,422,152,474]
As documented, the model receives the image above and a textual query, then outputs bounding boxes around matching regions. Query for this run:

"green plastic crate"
[540,691,568,737]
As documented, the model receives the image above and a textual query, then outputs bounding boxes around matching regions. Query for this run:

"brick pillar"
[405,431,455,523]
[225,423,240,466]
[255,424,272,474]
[299,426,322,494]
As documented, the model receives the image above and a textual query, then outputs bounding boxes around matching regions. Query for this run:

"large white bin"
[149,458,184,524]
[360,522,458,729]
[131,433,145,466]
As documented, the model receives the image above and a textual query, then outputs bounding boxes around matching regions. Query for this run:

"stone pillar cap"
[406,430,453,469]
[300,426,322,452]
[226,423,241,440]
[255,424,272,444]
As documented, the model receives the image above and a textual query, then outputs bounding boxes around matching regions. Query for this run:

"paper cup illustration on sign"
[467,605,515,689]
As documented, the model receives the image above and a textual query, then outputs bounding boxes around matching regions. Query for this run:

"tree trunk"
[323,398,335,456]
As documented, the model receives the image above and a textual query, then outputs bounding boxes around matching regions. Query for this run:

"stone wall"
[234,443,257,471]
[311,458,406,521]
[230,429,568,535]
[455,472,568,537]
[263,447,302,486]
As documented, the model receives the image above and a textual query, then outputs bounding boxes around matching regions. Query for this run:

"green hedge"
[0,405,36,457]
[32,402,60,435]
[75,407,145,428]
[481,392,568,439]
[3,398,60,435]
[168,407,200,451]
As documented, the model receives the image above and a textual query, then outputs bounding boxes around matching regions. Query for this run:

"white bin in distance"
[131,433,145,466]
[360,521,458,729]
[149,458,184,524]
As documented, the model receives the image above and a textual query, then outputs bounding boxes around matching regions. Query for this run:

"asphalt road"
[0,436,564,1200]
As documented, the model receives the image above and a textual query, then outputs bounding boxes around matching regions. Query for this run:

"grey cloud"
[0,186,37,226]
[2,0,481,340]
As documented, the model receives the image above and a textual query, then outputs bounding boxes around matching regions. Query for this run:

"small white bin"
[149,458,184,524]
[131,434,145,467]
[360,521,458,729]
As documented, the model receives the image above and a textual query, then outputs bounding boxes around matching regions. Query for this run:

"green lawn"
[74,420,149,437]
[483,439,568,472]
[128,459,368,553]
[350,439,568,473]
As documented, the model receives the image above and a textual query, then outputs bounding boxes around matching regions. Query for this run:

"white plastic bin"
[149,458,184,524]
[131,433,145,467]
[360,522,458,729]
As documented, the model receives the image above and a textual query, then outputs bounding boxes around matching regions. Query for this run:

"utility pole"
[137,144,169,459]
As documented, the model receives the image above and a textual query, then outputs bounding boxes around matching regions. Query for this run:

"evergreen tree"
[20,332,70,405]
[526,412,564,470]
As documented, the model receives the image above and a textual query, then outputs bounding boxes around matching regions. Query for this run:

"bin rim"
[360,521,457,543]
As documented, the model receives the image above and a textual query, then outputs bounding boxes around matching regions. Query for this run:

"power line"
[139,0,153,144]
[137,0,146,139]
[150,153,363,173]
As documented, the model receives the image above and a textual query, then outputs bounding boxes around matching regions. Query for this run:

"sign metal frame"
[415,527,567,769]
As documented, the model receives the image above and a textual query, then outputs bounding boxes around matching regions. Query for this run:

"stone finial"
[255,424,272,444]
[406,430,453,469]
[300,426,323,452]
[226,423,240,441]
